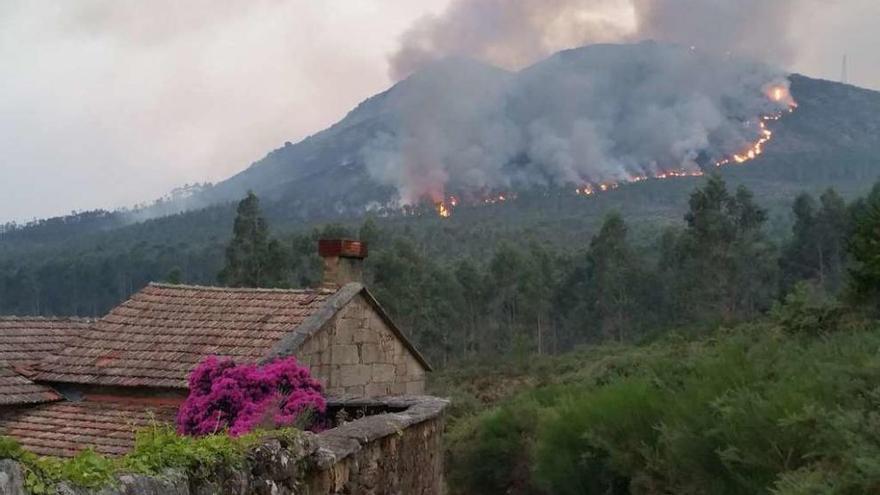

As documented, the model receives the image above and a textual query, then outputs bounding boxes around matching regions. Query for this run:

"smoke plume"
[366,1,799,205]
[390,0,799,79]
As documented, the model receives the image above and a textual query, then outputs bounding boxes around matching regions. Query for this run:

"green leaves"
[848,183,880,306]
[218,191,289,288]
[446,323,880,495]
[0,424,303,494]
[666,174,777,323]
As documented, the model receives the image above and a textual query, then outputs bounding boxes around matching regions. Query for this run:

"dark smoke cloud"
[390,0,800,80]
[368,0,801,205]
[365,42,793,204]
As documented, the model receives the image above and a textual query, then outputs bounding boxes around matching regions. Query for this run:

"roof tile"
[0,317,89,368]
[0,399,178,457]
[0,317,88,405]
[34,284,336,388]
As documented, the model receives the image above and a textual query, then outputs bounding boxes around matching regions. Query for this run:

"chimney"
[318,239,368,289]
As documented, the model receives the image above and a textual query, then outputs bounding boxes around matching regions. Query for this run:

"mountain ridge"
[3,42,880,243]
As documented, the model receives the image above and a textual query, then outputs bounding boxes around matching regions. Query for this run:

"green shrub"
[447,397,544,495]
[0,424,304,494]
[122,423,259,479]
[772,282,843,335]
[43,450,116,489]
[449,323,880,495]
[535,380,662,495]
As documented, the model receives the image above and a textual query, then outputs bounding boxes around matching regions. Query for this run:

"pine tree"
[672,175,776,321]
[848,183,880,305]
[558,212,644,343]
[781,189,848,293]
[218,192,288,288]
[586,213,643,342]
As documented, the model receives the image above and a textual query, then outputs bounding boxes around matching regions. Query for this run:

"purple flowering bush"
[177,356,326,437]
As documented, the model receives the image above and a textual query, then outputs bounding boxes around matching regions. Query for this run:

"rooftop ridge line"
[146,282,337,294]
[0,316,94,322]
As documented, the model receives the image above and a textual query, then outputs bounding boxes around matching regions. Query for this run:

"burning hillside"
[361,43,797,218]
[430,83,796,218]
[200,42,880,227]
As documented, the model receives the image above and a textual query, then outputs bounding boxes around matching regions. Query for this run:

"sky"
[1,0,878,223]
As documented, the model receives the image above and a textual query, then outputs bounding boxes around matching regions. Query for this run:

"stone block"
[354,326,378,344]
[116,470,189,495]
[389,383,406,395]
[0,460,25,495]
[395,362,408,377]
[360,343,382,364]
[372,364,396,383]
[342,298,366,319]
[364,382,391,398]
[339,365,370,387]
[344,385,365,396]
[300,337,316,354]
[406,380,425,395]
[332,344,360,365]
[334,318,363,344]
[368,313,388,332]
[407,354,422,371]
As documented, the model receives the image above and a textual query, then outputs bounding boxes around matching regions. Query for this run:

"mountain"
[202,56,516,217]
[5,42,880,241]
[196,42,880,218]
[2,42,880,320]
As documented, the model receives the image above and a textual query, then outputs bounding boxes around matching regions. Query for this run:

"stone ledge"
[312,396,449,470]
[0,396,449,495]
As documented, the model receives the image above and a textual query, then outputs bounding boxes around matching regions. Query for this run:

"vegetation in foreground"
[429,176,880,493]
[436,304,880,494]
[0,425,303,494]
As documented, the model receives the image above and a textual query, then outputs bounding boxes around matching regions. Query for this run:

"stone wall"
[295,295,427,398]
[0,397,448,495]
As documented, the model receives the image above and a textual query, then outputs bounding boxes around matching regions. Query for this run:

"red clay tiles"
[35,284,335,388]
[0,317,88,405]
[0,399,178,457]
[0,317,89,369]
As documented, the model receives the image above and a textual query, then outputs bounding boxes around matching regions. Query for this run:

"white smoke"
[363,0,799,204]
[390,0,800,79]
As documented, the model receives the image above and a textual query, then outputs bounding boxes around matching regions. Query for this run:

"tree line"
[2,175,879,366]
[213,175,880,366]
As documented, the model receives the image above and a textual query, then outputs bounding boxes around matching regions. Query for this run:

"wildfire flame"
[436,201,451,218]
[430,85,796,218]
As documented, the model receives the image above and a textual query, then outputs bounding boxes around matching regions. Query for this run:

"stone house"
[0,239,431,457]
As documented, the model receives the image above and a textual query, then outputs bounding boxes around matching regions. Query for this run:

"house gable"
[294,292,428,397]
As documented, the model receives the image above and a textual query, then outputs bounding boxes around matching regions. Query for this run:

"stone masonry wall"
[0,397,448,495]
[295,295,426,398]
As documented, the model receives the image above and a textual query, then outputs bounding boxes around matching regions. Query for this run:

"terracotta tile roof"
[0,366,59,405]
[0,317,89,368]
[0,317,87,406]
[0,399,178,457]
[35,283,336,389]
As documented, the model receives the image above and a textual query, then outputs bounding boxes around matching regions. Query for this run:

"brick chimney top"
[319,239,367,288]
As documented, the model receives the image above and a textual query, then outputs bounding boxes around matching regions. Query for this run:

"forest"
[208,174,880,494]
[0,173,877,366]
[4,172,880,493]
[421,175,880,494]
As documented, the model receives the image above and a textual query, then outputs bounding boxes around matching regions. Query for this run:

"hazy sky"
[1,0,877,222]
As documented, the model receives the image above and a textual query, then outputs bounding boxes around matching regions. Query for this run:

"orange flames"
[430,85,796,218]
[434,191,512,217]
[716,85,796,168]
[436,201,451,218]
